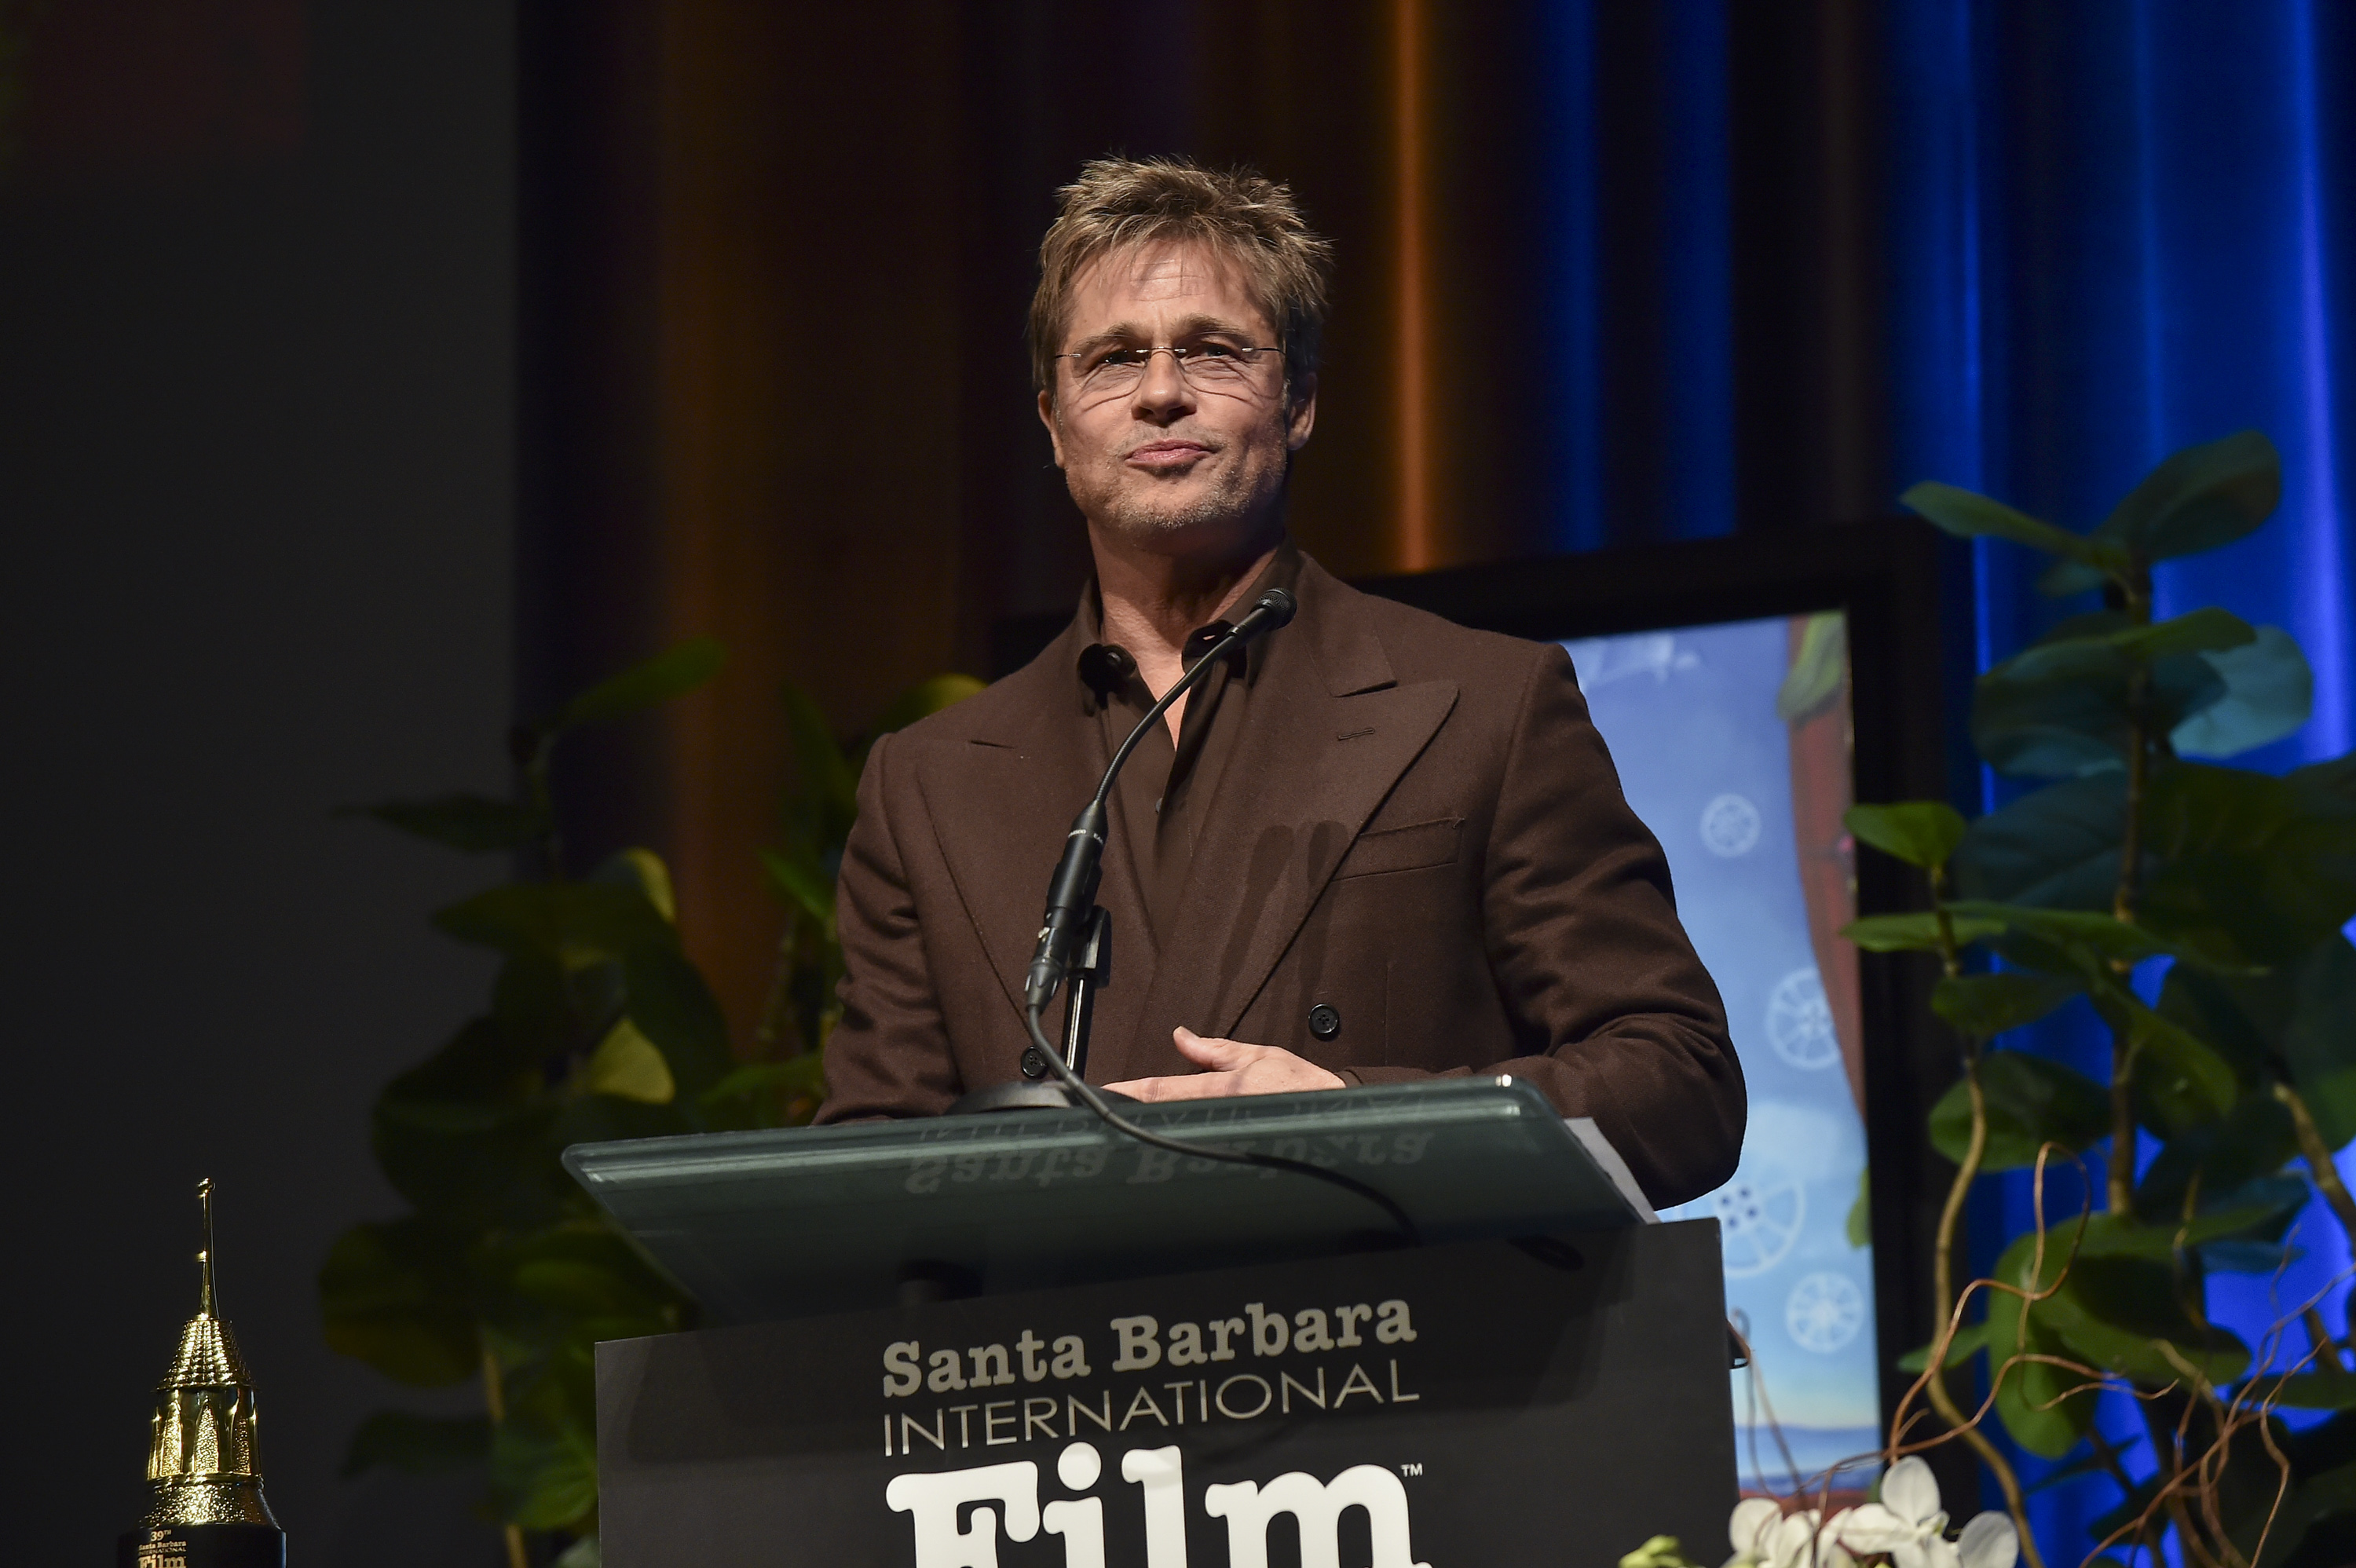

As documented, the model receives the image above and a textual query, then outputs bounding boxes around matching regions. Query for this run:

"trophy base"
[118,1524,286,1568]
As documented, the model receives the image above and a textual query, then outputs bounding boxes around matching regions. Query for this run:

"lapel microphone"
[1024,586,1297,1012]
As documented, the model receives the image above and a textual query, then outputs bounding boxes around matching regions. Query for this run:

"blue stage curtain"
[1548,0,2356,1551]
[1889,2,2356,1551]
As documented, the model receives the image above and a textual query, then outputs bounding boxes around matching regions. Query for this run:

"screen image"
[1564,612,1879,1494]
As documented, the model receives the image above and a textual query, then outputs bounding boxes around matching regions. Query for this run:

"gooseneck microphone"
[1009,584,1417,1242]
[1025,586,1297,1013]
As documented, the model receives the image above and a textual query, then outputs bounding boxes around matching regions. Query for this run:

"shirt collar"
[1075,539,1301,705]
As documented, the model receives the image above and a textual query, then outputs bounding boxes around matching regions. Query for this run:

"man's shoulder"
[1298,555,1563,688]
[876,624,1079,753]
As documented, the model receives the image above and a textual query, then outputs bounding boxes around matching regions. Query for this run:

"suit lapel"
[1114,563,1460,1076]
[910,634,1155,1036]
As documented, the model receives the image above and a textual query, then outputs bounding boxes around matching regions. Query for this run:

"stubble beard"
[1076,448,1288,554]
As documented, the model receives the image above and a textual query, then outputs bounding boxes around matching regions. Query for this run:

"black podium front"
[570,1080,1738,1566]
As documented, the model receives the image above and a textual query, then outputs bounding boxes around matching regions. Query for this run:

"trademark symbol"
[1399,1463,1423,1477]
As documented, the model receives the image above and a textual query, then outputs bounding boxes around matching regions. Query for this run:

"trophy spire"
[119,1180,285,1568]
[198,1176,217,1318]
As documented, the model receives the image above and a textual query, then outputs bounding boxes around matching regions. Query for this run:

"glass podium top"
[563,1076,1648,1323]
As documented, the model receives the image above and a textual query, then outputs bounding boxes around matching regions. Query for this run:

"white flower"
[1828,1458,2019,1568]
[1725,1500,1857,1568]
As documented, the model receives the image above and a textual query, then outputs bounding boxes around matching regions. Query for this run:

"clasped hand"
[1103,1025,1344,1102]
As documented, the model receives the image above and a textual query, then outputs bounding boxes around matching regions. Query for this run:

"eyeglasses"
[1055,342,1284,402]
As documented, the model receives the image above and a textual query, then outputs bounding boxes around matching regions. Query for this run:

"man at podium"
[816,156,1743,1208]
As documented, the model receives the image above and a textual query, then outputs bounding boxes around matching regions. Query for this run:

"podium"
[570,1078,1738,1566]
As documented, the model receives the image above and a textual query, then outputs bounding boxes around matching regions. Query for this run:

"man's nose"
[1129,349,1196,418]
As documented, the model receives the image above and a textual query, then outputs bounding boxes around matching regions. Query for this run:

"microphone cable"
[1016,585,1420,1245]
[1019,999,1418,1244]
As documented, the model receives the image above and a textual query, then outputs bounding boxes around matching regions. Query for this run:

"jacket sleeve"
[1345,643,1746,1208]
[812,731,965,1122]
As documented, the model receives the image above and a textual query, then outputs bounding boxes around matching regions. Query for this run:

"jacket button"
[1307,1003,1341,1041]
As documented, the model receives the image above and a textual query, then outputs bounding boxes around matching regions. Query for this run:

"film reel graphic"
[1784,1272,1867,1354]
[1765,967,1840,1071]
[1707,1171,1806,1277]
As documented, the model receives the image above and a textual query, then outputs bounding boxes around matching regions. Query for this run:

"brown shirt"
[1082,545,1301,952]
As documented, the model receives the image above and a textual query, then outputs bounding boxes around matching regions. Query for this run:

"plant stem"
[2276,1082,2356,1248]
[2107,582,2152,1220]
[2108,1002,2138,1219]
[1923,869,2043,1567]
[484,1343,529,1568]
[1926,1054,2043,1567]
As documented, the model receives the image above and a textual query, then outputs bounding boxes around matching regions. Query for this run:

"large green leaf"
[490,1418,600,1532]
[473,1226,684,1351]
[434,881,675,967]
[1985,1230,2101,1457]
[1776,613,1847,723]
[2072,1197,2305,1262]
[1942,902,2174,963]
[352,794,547,854]
[378,1016,547,1123]
[319,1219,480,1387]
[340,1410,492,1478]
[2271,1372,2356,1411]
[2173,626,2315,758]
[2138,763,2356,968]
[2086,972,2244,1132]
[2094,428,2282,566]
[1931,970,2083,1038]
[371,1021,565,1228]
[1845,801,1967,871]
[552,638,725,733]
[1841,910,2005,952]
[781,683,860,831]
[2294,755,2356,813]
[622,941,734,1098]
[2268,939,2356,1149]
[2136,1091,2299,1220]
[1973,623,2230,778]
[489,952,573,1055]
[1928,1049,2109,1168]
[2043,1248,2252,1387]
[701,1054,829,1129]
[584,1019,675,1105]
[1950,773,2128,911]
[1897,1318,1991,1372]
[759,844,836,928]
[1901,481,2126,569]
[593,847,676,923]
[2178,935,2356,1149]
[2000,607,2255,682]
[871,671,988,737]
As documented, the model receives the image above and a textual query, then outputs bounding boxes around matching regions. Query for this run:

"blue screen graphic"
[1564,613,1881,1493]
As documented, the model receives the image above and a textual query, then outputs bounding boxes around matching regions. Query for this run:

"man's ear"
[1285,373,1318,451]
[1037,389,1066,469]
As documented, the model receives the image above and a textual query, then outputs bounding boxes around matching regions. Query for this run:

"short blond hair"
[1029,156,1333,404]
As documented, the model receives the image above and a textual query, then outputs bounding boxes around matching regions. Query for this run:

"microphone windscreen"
[1254,587,1297,627]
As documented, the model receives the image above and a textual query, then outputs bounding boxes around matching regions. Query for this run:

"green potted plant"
[1629,429,2356,1568]
[320,643,977,1566]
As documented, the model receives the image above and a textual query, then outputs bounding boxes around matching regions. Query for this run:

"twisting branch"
[1918,864,2043,1559]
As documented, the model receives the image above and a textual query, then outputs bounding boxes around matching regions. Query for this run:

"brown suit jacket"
[815,554,1745,1206]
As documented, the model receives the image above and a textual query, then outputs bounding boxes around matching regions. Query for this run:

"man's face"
[1038,240,1315,557]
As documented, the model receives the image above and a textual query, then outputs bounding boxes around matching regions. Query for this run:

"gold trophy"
[117,1180,287,1568]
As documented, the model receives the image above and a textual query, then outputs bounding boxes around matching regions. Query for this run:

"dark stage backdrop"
[518,2,2356,1552]
[514,0,1932,1058]
[0,2,517,1563]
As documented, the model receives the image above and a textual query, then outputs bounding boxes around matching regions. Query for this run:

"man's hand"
[1104,1027,1346,1102]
